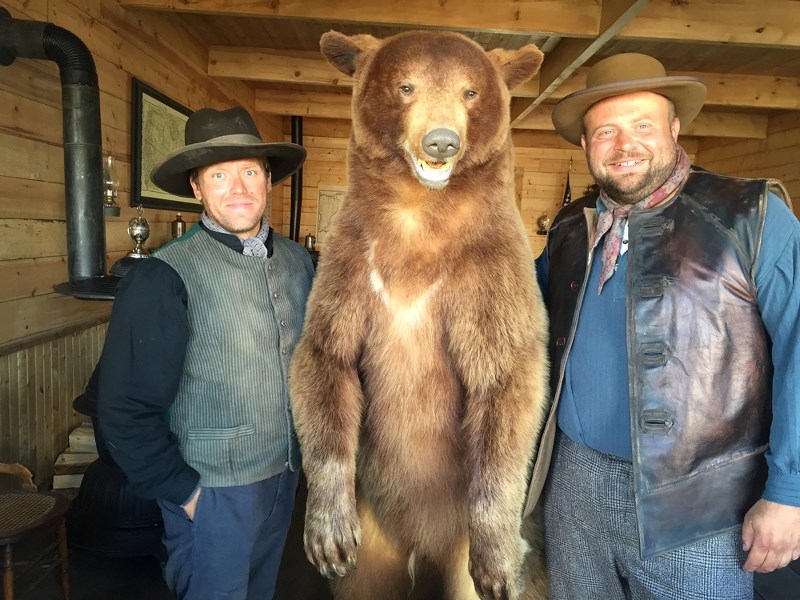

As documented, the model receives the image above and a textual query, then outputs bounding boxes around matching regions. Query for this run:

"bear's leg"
[438,522,549,600]
[331,500,411,600]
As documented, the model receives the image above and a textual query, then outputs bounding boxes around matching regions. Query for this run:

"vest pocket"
[186,424,255,440]
[184,424,257,479]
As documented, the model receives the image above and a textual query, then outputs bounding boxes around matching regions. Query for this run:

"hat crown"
[185,106,263,145]
[586,53,668,88]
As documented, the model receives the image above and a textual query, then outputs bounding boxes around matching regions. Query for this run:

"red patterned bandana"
[591,146,690,294]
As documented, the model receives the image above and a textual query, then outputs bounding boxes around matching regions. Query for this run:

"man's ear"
[671,116,681,142]
[190,177,202,201]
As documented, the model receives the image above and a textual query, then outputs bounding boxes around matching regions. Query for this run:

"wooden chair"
[0,463,70,600]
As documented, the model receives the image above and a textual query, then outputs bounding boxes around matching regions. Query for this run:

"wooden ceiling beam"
[682,112,768,139]
[673,72,800,111]
[209,46,543,97]
[209,47,352,87]
[122,0,800,49]
[619,0,800,48]
[119,0,600,36]
[548,69,800,110]
[255,89,352,120]
[509,0,651,127]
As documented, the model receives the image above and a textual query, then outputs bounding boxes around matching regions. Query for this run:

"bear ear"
[488,45,545,91]
[320,31,381,77]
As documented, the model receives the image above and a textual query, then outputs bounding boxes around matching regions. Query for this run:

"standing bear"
[289,30,549,600]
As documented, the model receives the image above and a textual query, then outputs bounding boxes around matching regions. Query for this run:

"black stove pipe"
[289,115,303,242]
[1,8,112,299]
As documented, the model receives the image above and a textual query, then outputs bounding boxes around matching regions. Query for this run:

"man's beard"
[592,150,677,206]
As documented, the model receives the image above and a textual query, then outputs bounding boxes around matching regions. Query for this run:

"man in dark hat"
[96,106,313,599]
[523,53,800,598]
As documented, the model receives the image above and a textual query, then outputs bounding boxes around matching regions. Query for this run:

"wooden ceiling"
[119,0,800,140]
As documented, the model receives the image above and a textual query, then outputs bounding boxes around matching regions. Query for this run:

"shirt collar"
[198,221,274,258]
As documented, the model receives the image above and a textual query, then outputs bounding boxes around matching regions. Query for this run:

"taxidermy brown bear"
[289,30,549,600]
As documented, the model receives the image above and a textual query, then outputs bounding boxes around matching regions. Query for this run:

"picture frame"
[130,78,199,212]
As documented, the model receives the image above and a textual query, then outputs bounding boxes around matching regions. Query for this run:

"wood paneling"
[0,322,107,488]
[0,0,277,348]
[696,111,800,213]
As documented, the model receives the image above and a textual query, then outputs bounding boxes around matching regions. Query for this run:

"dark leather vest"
[532,170,782,557]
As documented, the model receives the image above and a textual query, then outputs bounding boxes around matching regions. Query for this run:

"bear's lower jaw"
[409,154,453,189]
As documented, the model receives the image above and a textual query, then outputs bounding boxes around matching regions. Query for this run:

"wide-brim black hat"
[150,106,306,197]
[552,53,707,146]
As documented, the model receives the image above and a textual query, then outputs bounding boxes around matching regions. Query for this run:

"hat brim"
[552,76,707,146]
[150,140,307,197]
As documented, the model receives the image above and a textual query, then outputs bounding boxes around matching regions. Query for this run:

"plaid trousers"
[543,430,753,600]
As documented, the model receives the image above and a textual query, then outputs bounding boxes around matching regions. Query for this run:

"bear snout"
[422,127,461,160]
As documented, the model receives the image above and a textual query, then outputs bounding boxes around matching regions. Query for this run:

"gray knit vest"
[154,226,314,487]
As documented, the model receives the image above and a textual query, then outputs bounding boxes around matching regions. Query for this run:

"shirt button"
[555,336,566,348]
[569,280,579,292]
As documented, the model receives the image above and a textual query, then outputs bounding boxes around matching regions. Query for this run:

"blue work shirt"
[539,192,800,507]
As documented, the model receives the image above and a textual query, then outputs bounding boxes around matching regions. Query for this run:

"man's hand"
[742,499,800,573]
[181,487,201,521]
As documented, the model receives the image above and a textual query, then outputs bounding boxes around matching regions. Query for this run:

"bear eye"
[464,89,478,100]
[398,84,414,96]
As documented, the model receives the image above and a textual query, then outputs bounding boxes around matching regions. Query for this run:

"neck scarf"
[591,146,690,294]
[202,213,270,260]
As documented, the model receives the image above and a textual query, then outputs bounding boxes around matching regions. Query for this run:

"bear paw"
[468,527,527,600]
[303,488,362,579]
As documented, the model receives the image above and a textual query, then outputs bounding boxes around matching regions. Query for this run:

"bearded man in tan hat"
[524,53,800,598]
[96,106,313,599]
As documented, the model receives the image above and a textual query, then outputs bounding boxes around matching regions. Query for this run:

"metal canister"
[171,213,186,239]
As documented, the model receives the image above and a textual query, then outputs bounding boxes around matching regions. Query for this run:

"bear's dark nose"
[423,128,460,159]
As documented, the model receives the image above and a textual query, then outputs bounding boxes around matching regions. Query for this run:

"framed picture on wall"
[130,78,199,212]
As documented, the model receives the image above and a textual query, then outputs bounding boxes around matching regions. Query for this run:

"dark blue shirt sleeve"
[535,247,550,307]
[755,193,800,507]
[96,257,200,505]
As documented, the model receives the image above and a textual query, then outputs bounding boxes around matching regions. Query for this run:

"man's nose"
[616,130,634,151]
[230,174,246,193]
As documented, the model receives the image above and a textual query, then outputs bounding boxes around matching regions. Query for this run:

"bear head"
[320,30,543,190]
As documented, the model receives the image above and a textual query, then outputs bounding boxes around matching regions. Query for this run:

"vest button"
[555,336,566,348]
[569,280,579,292]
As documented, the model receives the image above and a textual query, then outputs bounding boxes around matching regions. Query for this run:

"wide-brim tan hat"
[150,106,307,197]
[552,53,707,146]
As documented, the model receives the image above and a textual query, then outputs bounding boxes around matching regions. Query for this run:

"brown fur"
[289,30,549,600]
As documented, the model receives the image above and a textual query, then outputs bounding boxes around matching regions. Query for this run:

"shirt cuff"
[763,469,800,507]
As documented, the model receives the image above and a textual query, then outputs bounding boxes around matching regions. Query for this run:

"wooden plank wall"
[0,321,107,488]
[276,118,348,241]
[696,111,800,213]
[0,0,280,484]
